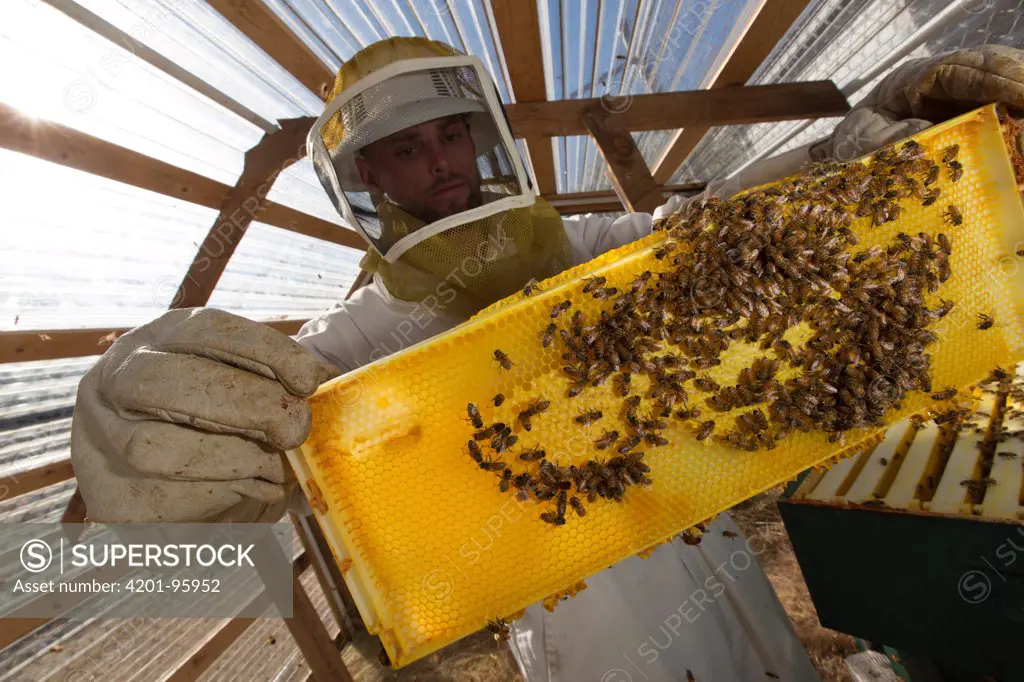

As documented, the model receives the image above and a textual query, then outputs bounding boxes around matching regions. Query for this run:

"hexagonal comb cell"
[288,106,1024,668]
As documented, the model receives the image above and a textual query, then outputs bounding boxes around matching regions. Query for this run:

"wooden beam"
[3,460,75,500]
[579,104,663,214]
[284,565,353,682]
[291,513,353,642]
[506,81,849,138]
[652,0,816,183]
[553,201,626,215]
[210,0,334,99]
[491,0,558,194]
[172,117,318,308]
[544,184,708,214]
[0,103,363,251]
[0,618,50,652]
[0,319,309,364]
[165,552,312,682]
[542,183,706,203]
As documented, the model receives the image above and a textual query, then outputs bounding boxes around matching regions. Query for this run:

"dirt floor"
[340,487,857,682]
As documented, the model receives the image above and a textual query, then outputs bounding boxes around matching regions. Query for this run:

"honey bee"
[550,300,572,318]
[540,323,556,347]
[923,164,940,186]
[654,241,678,259]
[563,365,587,381]
[696,420,716,441]
[474,423,502,440]
[594,430,619,450]
[519,446,546,461]
[947,160,963,183]
[997,451,1018,459]
[569,496,587,517]
[942,204,963,227]
[467,440,484,463]
[941,144,959,164]
[932,298,954,319]
[593,286,618,300]
[960,477,996,492]
[466,403,484,429]
[694,376,720,392]
[540,511,566,526]
[985,366,1011,383]
[675,406,702,420]
[524,278,548,294]
[493,393,505,407]
[518,409,533,431]
[487,619,511,642]
[492,431,517,453]
[582,276,606,294]
[615,372,632,396]
[531,399,551,414]
[645,433,669,447]
[493,349,514,370]
[567,382,586,398]
[722,530,738,539]
[899,139,924,160]
[498,468,513,492]
[930,387,957,401]
[976,313,994,330]
[556,490,568,518]
[617,435,642,454]
[575,409,603,426]
[919,186,941,206]
[479,455,507,472]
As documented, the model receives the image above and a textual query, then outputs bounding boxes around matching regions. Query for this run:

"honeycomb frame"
[287,105,1024,667]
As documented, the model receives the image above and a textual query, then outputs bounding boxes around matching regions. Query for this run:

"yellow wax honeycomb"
[287,105,1024,667]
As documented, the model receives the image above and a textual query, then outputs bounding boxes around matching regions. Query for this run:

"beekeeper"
[71,38,1024,681]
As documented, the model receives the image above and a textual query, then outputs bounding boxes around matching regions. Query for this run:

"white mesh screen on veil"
[309,56,535,263]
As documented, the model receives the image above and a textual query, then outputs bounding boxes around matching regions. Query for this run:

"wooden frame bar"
[0,103,363,251]
[3,461,75,500]
[652,0,816,183]
[172,117,317,308]
[491,0,558,194]
[0,319,308,364]
[506,81,849,138]
[209,0,334,99]
[579,104,663,214]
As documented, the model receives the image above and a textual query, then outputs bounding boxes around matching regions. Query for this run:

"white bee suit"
[294,150,821,682]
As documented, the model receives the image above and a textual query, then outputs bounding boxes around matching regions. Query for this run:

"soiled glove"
[71,308,336,523]
[812,45,1024,163]
[863,44,1024,121]
[809,108,933,163]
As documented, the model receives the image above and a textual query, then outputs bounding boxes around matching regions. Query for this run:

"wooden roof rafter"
[209,0,335,99]
[506,81,849,137]
[491,0,558,195]
[0,102,364,250]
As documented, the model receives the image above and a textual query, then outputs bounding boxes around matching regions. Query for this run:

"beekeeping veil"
[309,37,572,316]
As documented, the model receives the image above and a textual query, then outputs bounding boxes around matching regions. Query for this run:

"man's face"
[356,114,483,223]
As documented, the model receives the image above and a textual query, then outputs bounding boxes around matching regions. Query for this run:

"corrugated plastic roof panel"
[672,0,1024,183]
[544,0,761,192]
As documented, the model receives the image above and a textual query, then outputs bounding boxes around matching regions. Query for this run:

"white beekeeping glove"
[71,308,338,523]
[810,108,933,163]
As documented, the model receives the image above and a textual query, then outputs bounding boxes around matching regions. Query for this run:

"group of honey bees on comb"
[463,137,994,526]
